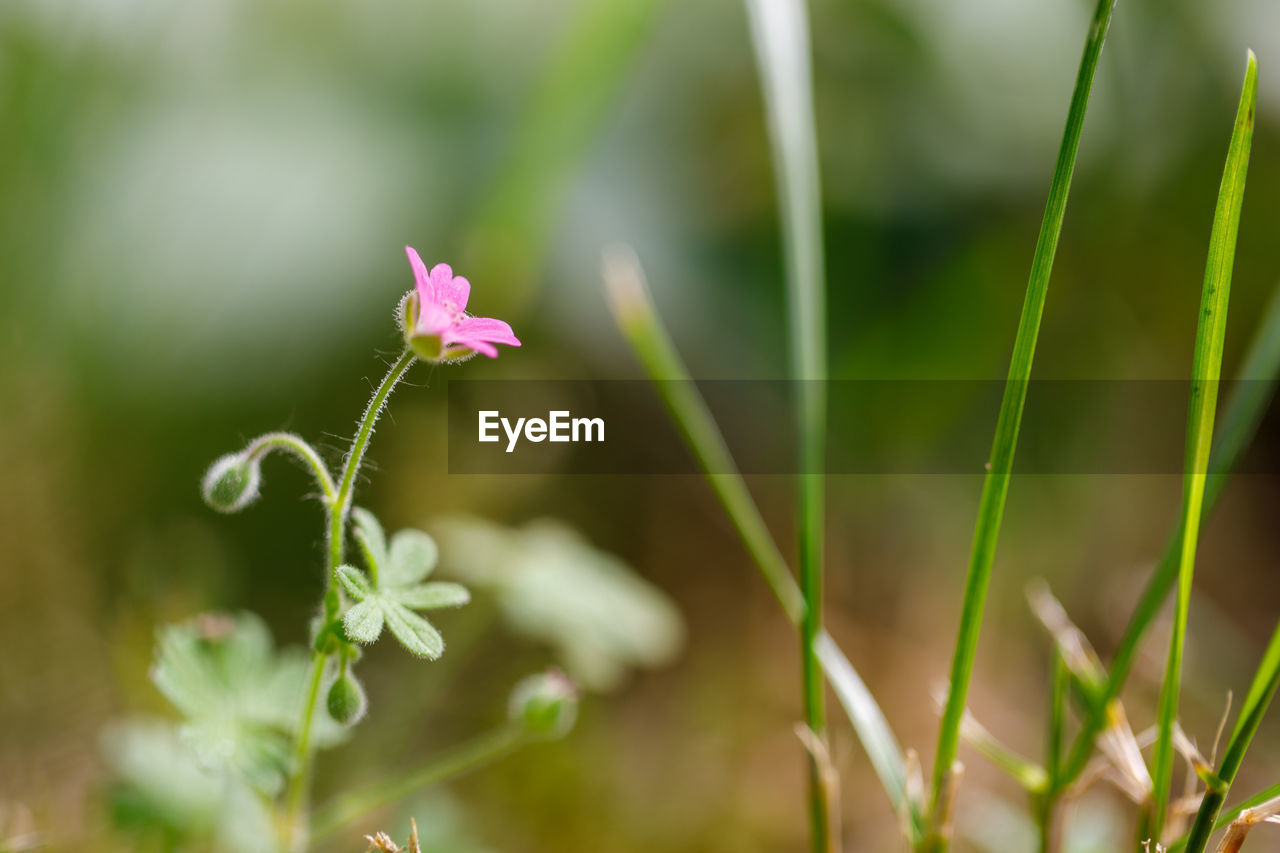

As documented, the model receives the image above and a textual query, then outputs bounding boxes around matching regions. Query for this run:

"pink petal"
[427,264,453,303]
[405,246,431,302]
[443,275,471,313]
[450,316,521,347]
[449,338,499,358]
[414,301,454,335]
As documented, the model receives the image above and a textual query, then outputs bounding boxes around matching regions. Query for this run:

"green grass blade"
[603,247,806,623]
[1059,275,1280,786]
[605,248,915,833]
[1149,50,1257,843]
[1167,780,1280,852]
[1038,651,1070,853]
[925,0,1117,845]
[1047,649,1069,788]
[816,630,923,840]
[742,0,830,846]
[1181,619,1280,853]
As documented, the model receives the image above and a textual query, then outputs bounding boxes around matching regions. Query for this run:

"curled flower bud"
[508,669,578,740]
[399,248,520,363]
[326,671,368,726]
[200,453,261,513]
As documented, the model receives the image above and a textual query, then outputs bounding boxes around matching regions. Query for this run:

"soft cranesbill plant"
[124,249,558,852]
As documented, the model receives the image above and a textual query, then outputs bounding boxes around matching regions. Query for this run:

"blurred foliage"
[433,515,684,692]
[2,0,1280,850]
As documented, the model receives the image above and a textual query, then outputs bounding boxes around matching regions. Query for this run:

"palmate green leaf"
[338,515,463,657]
[149,612,348,797]
[382,602,445,660]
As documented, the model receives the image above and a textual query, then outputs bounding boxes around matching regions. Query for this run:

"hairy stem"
[244,432,338,502]
[327,349,419,614]
[281,348,418,850]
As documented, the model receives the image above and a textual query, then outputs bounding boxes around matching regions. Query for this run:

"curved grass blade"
[817,630,924,841]
[605,249,916,838]
[925,0,1118,847]
[603,246,805,624]
[1148,50,1257,843]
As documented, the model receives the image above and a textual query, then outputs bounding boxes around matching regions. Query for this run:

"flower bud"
[326,671,367,726]
[508,669,578,740]
[200,452,261,513]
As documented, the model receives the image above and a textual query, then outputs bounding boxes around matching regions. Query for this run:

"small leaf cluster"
[339,508,470,659]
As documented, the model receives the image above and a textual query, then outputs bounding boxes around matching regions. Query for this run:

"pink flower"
[400,247,521,361]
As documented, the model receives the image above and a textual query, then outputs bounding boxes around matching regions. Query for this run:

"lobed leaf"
[343,600,386,645]
[385,529,440,587]
[392,582,471,611]
[383,603,445,660]
[336,565,373,601]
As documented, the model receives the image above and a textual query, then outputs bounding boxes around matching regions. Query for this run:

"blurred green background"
[2,0,1279,850]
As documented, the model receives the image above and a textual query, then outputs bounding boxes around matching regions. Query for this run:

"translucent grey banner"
[446,380,1280,475]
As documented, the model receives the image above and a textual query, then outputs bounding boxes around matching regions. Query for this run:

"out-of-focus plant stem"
[310,722,529,840]
[923,1,1116,849]
[606,248,923,842]
[741,0,830,845]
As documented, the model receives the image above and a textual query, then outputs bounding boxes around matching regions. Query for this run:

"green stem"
[244,432,338,502]
[1037,652,1069,853]
[1167,781,1280,853]
[603,249,805,624]
[740,0,830,845]
[1149,51,1256,842]
[606,252,918,839]
[310,723,528,839]
[327,349,418,614]
[281,348,418,850]
[282,650,329,850]
[925,1,1116,847]
[1181,619,1280,853]
[1058,279,1280,789]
